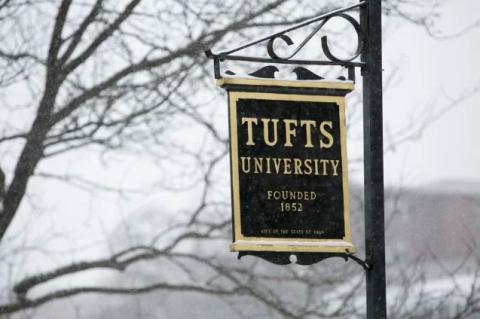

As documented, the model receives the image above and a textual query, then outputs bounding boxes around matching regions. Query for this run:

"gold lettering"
[330,160,340,176]
[300,120,316,148]
[261,118,279,146]
[254,157,263,174]
[320,159,329,175]
[265,157,271,174]
[266,190,317,201]
[283,119,298,147]
[314,159,320,175]
[239,157,341,176]
[283,158,292,174]
[304,159,313,175]
[273,158,282,174]
[293,158,303,175]
[320,121,334,148]
[241,117,258,146]
[240,157,251,173]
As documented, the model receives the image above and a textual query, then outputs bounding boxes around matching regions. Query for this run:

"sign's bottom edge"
[230,240,356,254]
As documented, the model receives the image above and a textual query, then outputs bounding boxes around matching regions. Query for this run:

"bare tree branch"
[61,0,142,77]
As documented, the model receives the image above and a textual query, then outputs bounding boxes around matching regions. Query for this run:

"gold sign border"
[217,77,354,91]
[228,89,354,253]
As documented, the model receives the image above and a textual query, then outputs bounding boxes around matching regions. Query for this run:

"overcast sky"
[381,0,480,187]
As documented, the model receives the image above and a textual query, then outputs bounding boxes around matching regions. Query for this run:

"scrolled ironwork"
[265,18,328,60]
[321,13,364,62]
[205,2,366,80]
[266,34,294,59]
[266,13,364,63]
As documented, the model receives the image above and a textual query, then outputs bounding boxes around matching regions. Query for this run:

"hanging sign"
[218,77,355,253]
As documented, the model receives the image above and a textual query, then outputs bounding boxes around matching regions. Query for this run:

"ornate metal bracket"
[205,2,366,82]
[238,251,369,270]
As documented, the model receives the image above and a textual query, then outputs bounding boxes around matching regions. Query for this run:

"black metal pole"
[361,0,387,318]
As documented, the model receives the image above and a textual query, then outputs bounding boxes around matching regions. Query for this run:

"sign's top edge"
[216,77,354,91]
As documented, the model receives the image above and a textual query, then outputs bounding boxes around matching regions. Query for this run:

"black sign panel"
[226,82,353,253]
[236,98,344,239]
